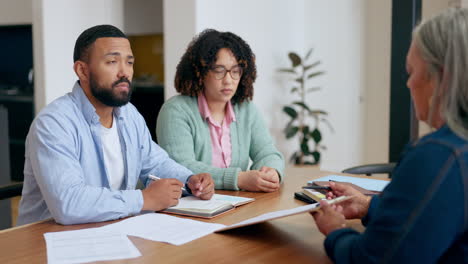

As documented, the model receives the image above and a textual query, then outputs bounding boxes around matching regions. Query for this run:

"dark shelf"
[0,94,33,103]
[130,85,164,142]
[0,94,34,182]
[9,139,25,145]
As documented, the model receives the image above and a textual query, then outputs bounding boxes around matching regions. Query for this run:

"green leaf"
[278,68,296,74]
[285,126,299,139]
[310,129,322,143]
[305,48,314,60]
[283,106,297,118]
[307,71,325,79]
[288,52,302,67]
[294,77,304,84]
[294,153,302,165]
[292,101,311,112]
[304,61,321,71]
[291,87,299,93]
[306,87,321,93]
[302,125,310,136]
[300,141,310,155]
[289,152,297,164]
[304,161,318,165]
[311,151,321,163]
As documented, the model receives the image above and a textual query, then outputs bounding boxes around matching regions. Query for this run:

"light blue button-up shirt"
[17,82,193,225]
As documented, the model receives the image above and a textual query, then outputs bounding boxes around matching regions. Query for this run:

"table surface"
[0,167,380,263]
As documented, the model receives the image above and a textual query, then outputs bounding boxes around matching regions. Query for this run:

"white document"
[212,194,254,206]
[215,203,319,232]
[216,196,351,232]
[171,196,231,210]
[101,213,225,246]
[168,194,254,211]
[309,174,389,192]
[44,228,141,264]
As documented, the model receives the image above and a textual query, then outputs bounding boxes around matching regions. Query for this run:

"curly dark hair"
[174,29,257,104]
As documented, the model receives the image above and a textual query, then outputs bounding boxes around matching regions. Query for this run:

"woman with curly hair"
[156,29,284,192]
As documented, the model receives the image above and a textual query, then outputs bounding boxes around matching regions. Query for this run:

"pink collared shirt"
[198,94,236,168]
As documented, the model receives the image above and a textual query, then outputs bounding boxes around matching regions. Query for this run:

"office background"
[0,0,461,177]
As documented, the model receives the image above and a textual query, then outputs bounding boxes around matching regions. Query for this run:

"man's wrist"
[185,175,193,194]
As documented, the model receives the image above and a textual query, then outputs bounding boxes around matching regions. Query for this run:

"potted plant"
[279,48,333,165]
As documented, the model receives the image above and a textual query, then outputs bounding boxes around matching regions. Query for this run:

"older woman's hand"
[311,200,347,236]
[325,182,371,219]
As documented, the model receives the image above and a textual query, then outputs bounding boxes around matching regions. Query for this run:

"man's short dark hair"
[73,24,127,63]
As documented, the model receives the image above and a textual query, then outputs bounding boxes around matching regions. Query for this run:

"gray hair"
[413,7,468,139]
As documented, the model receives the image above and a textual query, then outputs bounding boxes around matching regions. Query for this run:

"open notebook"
[162,194,255,218]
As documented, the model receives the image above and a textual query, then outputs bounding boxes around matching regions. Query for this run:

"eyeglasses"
[210,65,243,80]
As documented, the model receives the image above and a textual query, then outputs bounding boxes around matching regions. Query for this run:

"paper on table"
[309,175,389,192]
[212,194,254,206]
[215,203,319,232]
[171,196,231,210]
[101,213,225,246]
[215,196,352,232]
[44,228,141,264]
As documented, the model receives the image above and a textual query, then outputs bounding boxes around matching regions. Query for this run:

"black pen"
[302,186,332,191]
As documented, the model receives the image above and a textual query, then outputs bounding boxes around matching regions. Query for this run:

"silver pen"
[148,174,187,192]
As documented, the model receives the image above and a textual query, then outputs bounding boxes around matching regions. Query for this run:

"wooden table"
[0,167,372,263]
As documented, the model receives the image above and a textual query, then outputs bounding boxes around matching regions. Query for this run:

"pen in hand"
[149,174,187,192]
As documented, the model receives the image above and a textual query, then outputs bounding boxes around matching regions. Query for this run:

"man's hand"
[187,173,214,200]
[141,179,183,211]
[311,200,346,236]
[325,182,371,219]
[238,166,280,192]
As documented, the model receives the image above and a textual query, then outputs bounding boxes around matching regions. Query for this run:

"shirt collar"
[197,93,236,124]
[71,81,124,125]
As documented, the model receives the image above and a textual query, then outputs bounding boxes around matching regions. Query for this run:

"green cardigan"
[156,95,285,190]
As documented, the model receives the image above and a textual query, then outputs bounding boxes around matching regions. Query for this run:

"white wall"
[362,1,391,165]
[163,0,197,100]
[124,0,162,35]
[424,0,455,17]
[0,0,32,25]
[33,0,124,113]
[303,1,369,171]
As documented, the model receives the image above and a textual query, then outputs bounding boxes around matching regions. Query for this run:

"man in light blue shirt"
[17,25,214,225]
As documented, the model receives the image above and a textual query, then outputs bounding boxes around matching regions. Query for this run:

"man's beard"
[89,73,133,107]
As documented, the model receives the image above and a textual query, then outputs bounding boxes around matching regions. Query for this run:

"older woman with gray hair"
[311,8,468,263]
